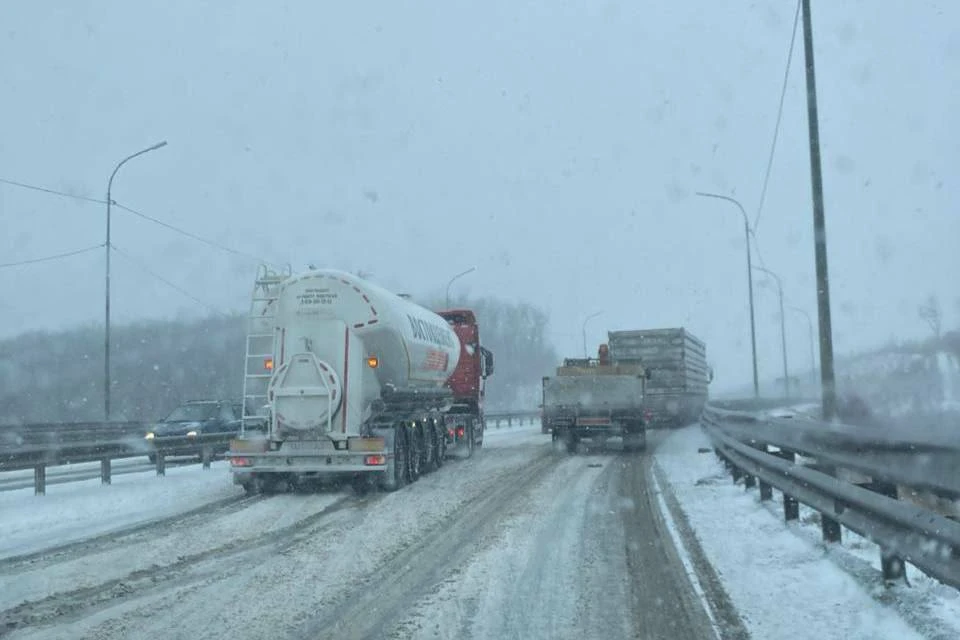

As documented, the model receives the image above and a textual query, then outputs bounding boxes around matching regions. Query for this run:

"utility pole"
[754,266,789,399]
[801,0,837,420]
[696,192,760,397]
[105,141,168,421]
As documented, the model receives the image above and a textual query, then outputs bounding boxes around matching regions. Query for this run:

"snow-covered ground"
[2,425,555,640]
[0,417,539,557]
[6,419,957,640]
[0,461,241,559]
[655,424,960,640]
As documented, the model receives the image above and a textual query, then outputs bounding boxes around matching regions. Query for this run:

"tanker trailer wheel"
[434,421,446,469]
[463,421,476,459]
[380,427,409,492]
[407,422,424,483]
[425,420,442,472]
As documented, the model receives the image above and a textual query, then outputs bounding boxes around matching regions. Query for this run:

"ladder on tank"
[241,263,291,435]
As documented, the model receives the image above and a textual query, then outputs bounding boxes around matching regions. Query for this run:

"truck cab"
[437,309,494,454]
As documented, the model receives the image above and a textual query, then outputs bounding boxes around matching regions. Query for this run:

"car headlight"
[145,432,155,440]
[186,430,198,438]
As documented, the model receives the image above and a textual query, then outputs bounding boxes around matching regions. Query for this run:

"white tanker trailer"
[228,268,464,493]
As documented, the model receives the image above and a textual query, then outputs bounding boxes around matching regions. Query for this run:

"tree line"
[0,295,557,424]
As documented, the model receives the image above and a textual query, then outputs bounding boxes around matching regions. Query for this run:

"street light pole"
[445,266,476,308]
[696,192,759,397]
[105,141,168,421]
[788,305,816,386]
[754,266,790,399]
[801,0,837,421]
[582,311,602,358]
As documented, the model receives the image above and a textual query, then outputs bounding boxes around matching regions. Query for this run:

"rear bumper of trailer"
[227,437,388,479]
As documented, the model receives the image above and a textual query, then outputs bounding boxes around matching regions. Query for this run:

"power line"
[111,244,226,315]
[111,201,275,266]
[0,175,277,267]
[754,0,802,232]
[0,176,106,205]
[0,244,104,269]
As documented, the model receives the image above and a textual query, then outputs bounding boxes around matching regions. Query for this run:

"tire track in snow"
[0,494,264,575]
[295,452,560,640]
[650,461,751,640]
[0,493,367,636]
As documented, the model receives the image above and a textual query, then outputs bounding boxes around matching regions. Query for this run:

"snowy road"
[0,426,735,640]
[3,423,952,640]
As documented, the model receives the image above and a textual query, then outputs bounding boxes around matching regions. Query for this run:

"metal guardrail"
[1,410,542,495]
[0,421,234,495]
[701,401,960,589]
[486,410,540,428]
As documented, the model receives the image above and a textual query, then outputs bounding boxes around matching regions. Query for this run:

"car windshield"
[164,404,217,422]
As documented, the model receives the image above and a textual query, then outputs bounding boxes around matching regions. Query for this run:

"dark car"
[144,400,243,462]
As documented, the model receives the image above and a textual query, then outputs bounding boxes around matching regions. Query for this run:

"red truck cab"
[437,309,494,453]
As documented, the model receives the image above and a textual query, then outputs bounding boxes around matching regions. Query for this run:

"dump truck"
[541,346,648,453]
[607,328,711,428]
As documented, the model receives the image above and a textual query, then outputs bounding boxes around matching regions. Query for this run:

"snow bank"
[654,425,954,640]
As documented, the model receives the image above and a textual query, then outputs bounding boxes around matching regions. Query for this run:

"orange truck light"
[364,455,386,466]
[367,356,379,368]
[230,456,252,467]
[264,357,274,371]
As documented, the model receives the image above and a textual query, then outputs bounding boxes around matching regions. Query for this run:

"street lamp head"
[149,141,168,152]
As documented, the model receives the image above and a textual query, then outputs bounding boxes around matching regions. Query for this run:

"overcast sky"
[1,1,956,392]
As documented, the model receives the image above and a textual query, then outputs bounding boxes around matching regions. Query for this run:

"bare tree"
[918,294,942,341]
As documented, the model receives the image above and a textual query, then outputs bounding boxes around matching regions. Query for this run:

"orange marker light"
[367,356,379,369]
[264,357,274,371]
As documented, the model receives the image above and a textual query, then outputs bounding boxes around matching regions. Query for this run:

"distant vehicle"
[145,400,243,462]
[607,328,712,428]
[541,345,649,453]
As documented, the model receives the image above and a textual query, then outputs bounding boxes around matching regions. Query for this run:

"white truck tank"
[268,269,461,436]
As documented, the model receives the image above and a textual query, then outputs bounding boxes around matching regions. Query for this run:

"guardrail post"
[156,453,166,477]
[100,458,112,485]
[860,480,905,582]
[759,477,773,502]
[821,465,842,543]
[34,465,46,496]
[508,417,513,427]
[731,464,743,484]
[783,492,799,522]
[752,443,772,501]
[201,445,213,470]
[881,552,906,583]
[774,450,799,521]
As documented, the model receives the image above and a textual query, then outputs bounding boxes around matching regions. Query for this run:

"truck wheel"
[408,424,423,483]
[381,428,409,492]
[565,433,578,454]
[423,422,438,473]
[434,426,445,469]
[463,422,475,459]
